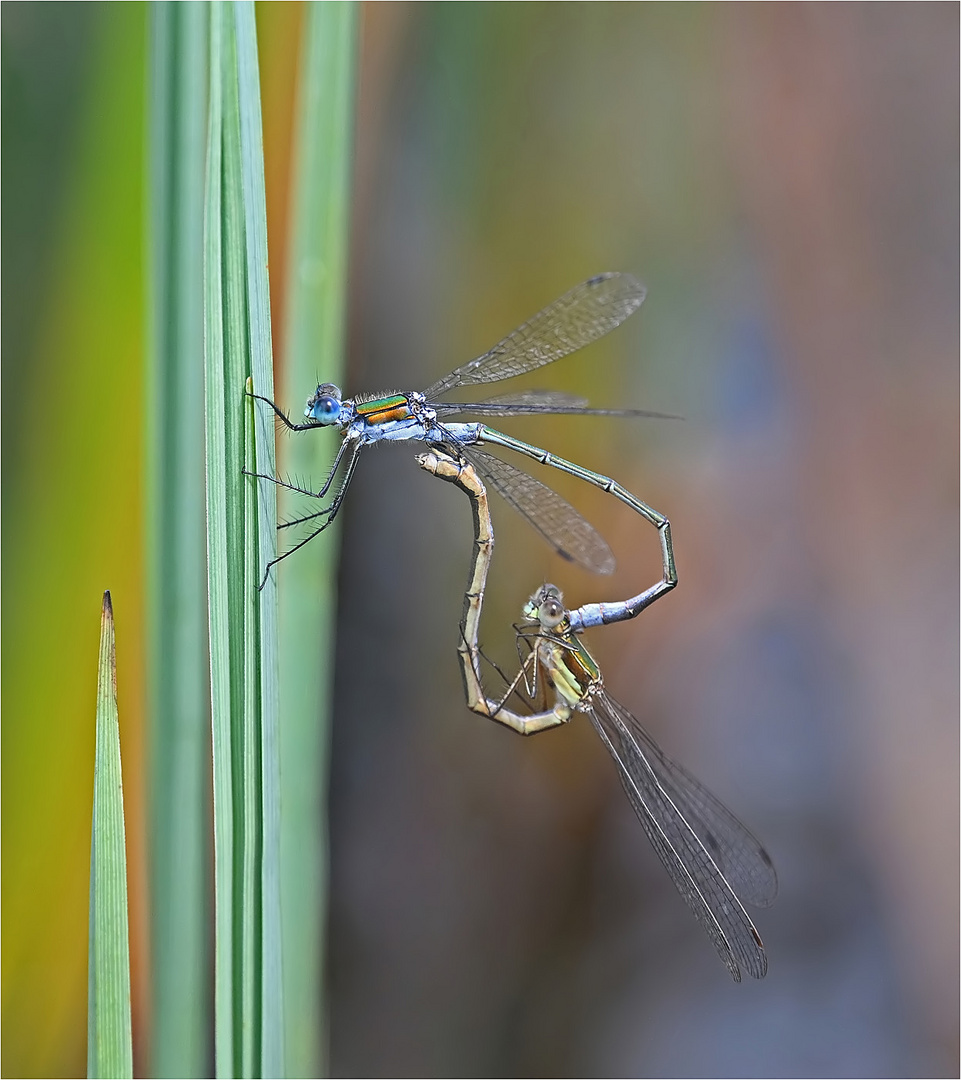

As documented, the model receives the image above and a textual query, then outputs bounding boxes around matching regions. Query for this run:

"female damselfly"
[418,448,776,982]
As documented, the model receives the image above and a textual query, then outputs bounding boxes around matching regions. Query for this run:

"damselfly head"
[305,383,343,424]
[524,583,566,629]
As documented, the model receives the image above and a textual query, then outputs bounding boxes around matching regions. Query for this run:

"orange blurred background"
[3,4,957,1077]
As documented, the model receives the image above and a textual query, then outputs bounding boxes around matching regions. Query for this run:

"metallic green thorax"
[355,393,410,423]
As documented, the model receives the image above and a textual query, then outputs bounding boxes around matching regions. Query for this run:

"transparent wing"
[423,274,646,399]
[614,706,778,907]
[460,445,615,575]
[435,390,590,414]
[434,389,678,420]
[587,691,769,981]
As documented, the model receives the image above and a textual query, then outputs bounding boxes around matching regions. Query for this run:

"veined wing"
[614,705,778,907]
[435,390,589,414]
[460,445,615,575]
[586,691,768,981]
[423,274,646,399]
[434,389,678,420]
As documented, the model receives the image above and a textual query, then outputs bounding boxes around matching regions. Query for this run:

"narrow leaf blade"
[279,3,359,1075]
[234,7,283,1073]
[87,592,133,1080]
[206,5,282,1075]
[146,5,211,1074]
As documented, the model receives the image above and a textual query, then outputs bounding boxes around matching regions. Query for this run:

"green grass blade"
[234,6,284,1074]
[205,3,281,1075]
[146,5,211,1075]
[206,6,244,1072]
[87,592,133,1080]
[1,10,145,1076]
[205,12,235,1071]
[279,5,358,1075]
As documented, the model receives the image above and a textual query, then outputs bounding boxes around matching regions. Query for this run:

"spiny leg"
[255,441,363,589]
[462,627,570,735]
[475,643,515,693]
[494,650,543,718]
[455,624,532,716]
[278,506,336,531]
[245,429,353,504]
[512,630,542,698]
[466,634,534,711]
[244,471,332,499]
[257,513,336,589]
[273,439,362,531]
[247,390,323,433]
[244,469,338,533]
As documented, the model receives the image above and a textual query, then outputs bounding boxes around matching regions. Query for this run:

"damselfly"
[418,449,777,982]
[249,273,675,586]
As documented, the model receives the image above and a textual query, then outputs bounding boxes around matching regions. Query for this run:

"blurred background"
[2,3,957,1077]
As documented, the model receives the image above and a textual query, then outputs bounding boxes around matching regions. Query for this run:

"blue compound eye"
[306,392,342,423]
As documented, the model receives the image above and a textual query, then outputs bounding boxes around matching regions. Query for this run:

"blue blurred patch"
[712,314,786,432]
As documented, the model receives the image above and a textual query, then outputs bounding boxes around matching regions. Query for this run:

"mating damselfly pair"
[250,274,776,978]
[419,449,777,982]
